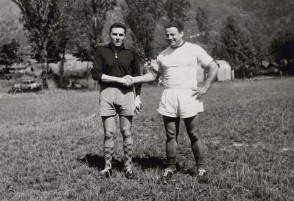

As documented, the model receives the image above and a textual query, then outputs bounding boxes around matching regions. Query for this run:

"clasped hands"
[120,75,141,113]
[121,75,135,87]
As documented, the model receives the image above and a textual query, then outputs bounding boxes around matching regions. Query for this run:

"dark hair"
[109,22,127,34]
[164,21,184,32]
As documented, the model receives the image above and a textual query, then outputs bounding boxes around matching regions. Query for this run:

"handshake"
[121,75,136,87]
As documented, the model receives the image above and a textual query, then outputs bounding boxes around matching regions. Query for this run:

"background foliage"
[0,0,293,81]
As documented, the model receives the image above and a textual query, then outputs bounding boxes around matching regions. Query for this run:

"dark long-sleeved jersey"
[91,43,141,88]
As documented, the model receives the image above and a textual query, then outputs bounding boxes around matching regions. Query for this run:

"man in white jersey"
[124,21,219,184]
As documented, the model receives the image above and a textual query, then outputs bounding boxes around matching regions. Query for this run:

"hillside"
[186,0,293,35]
[0,0,293,51]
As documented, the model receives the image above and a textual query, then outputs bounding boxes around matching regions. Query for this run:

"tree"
[73,46,92,63]
[12,0,60,89]
[72,0,116,50]
[213,16,263,78]
[65,0,117,88]
[164,0,191,22]
[47,0,115,87]
[0,39,23,68]
[269,28,294,75]
[196,7,208,33]
[123,0,165,62]
[195,7,209,43]
[73,45,93,87]
[270,28,294,63]
[47,0,82,86]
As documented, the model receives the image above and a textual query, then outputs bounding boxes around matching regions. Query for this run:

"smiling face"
[109,27,126,47]
[165,27,184,48]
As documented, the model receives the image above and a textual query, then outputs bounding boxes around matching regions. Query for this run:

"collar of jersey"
[105,43,130,50]
[170,41,186,49]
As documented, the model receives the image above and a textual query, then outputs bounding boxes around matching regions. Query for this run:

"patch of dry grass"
[0,78,293,200]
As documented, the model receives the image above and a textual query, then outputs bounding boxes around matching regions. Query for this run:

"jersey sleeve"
[131,49,142,77]
[195,45,214,68]
[91,47,103,81]
[151,54,163,74]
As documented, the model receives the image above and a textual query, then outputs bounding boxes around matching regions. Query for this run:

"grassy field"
[0,78,293,201]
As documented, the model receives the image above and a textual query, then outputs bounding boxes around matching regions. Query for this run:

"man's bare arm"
[101,74,130,85]
[132,69,159,84]
[192,61,219,98]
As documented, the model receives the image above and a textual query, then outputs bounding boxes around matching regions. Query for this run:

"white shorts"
[157,88,204,118]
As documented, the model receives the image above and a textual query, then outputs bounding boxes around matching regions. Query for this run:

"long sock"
[191,139,204,169]
[166,157,176,170]
[123,142,133,169]
[104,146,113,169]
[166,138,177,170]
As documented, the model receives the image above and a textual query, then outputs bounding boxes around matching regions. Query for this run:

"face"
[109,27,126,47]
[165,27,184,48]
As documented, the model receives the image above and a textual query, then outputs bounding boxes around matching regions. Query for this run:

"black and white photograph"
[0,0,293,200]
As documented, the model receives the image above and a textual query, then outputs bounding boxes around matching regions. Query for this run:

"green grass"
[0,78,293,201]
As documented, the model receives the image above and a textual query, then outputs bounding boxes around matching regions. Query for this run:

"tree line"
[1,0,293,89]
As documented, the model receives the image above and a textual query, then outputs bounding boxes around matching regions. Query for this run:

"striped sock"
[104,146,113,169]
[123,143,133,169]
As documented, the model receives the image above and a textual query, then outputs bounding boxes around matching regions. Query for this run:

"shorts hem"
[100,113,116,117]
[157,109,204,118]
[157,109,178,118]
[119,113,134,116]
[100,112,134,117]
[181,110,204,118]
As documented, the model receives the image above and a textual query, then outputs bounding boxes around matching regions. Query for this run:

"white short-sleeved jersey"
[153,42,213,89]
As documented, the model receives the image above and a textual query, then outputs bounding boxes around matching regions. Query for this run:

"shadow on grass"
[77,154,124,171]
[78,154,165,171]
[133,156,165,170]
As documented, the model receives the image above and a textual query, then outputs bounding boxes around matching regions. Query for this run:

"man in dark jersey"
[91,22,142,179]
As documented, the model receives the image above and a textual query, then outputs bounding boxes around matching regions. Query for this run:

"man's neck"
[110,43,123,51]
[171,40,185,49]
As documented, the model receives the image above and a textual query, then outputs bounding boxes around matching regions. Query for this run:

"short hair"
[164,21,184,32]
[109,22,127,34]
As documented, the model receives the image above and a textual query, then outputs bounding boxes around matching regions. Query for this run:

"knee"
[166,131,176,141]
[104,130,115,140]
[188,131,199,142]
[121,127,131,138]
